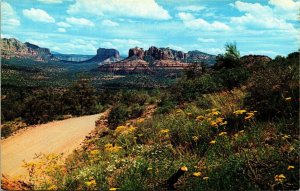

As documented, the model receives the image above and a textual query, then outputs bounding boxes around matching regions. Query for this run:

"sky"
[1,0,299,57]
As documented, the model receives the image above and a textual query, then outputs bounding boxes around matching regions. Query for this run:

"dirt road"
[1,114,101,177]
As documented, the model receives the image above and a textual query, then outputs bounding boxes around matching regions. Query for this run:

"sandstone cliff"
[1,38,55,61]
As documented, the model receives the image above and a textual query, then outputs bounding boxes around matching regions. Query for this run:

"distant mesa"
[82,48,121,63]
[1,38,55,62]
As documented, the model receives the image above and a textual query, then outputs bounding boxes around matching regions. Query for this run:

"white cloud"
[23,8,55,23]
[268,0,300,21]
[37,0,63,3]
[241,50,279,57]
[178,12,230,31]
[111,39,142,46]
[197,38,216,43]
[230,1,297,32]
[102,19,119,27]
[1,2,20,27]
[57,21,71,27]
[67,0,171,20]
[66,17,95,27]
[269,0,300,11]
[176,5,205,12]
[57,28,66,32]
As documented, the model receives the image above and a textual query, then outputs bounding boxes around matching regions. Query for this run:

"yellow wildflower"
[180,166,188,172]
[159,129,170,134]
[215,117,224,123]
[209,140,216,144]
[211,108,218,112]
[48,185,57,190]
[285,97,292,101]
[114,125,136,136]
[109,188,119,191]
[104,144,122,153]
[274,174,286,182]
[192,136,199,141]
[207,117,212,121]
[203,176,209,180]
[85,179,96,187]
[218,132,227,136]
[220,121,228,126]
[193,172,202,177]
[196,115,205,120]
[210,121,218,127]
[282,134,291,140]
[244,112,255,120]
[211,111,221,116]
[287,165,295,170]
[136,118,145,123]
[90,149,100,155]
[176,109,182,113]
[233,110,247,115]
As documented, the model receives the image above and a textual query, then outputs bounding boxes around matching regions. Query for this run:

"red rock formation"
[129,47,144,59]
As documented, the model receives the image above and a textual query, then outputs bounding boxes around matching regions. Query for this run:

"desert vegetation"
[12,45,299,190]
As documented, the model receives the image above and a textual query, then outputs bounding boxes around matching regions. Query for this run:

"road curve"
[1,113,101,177]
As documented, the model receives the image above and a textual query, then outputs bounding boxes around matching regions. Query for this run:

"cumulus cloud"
[176,5,205,12]
[67,0,171,20]
[1,2,20,27]
[102,19,119,27]
[178,12,230,31]
[57,21,71,28]
[23,8,55,23]
[269,0,300,11]
[37,0,63,3]
[57,28,66,32]
[230,1,297,32]
[66,17,95,27]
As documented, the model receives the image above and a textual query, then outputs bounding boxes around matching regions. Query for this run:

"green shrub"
[213,67,250,90]
[244,57,299,119]
[171,74,221,102]
[129,103,145,118]
[108,104,130,129]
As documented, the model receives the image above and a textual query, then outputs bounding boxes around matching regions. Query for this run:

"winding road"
[1,113,101,177]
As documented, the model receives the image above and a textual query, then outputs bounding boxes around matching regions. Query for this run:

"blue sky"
[1,0,299,57]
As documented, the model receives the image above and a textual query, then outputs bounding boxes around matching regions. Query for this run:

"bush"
[108,104,130,129]
[129,103,145,118]
[244,57,299,119]
[213,67,250,90]
[171,74,221,102]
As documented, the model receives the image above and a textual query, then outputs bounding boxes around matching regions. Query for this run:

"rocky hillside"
[1,38,55,61]
[187,50,216,65]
